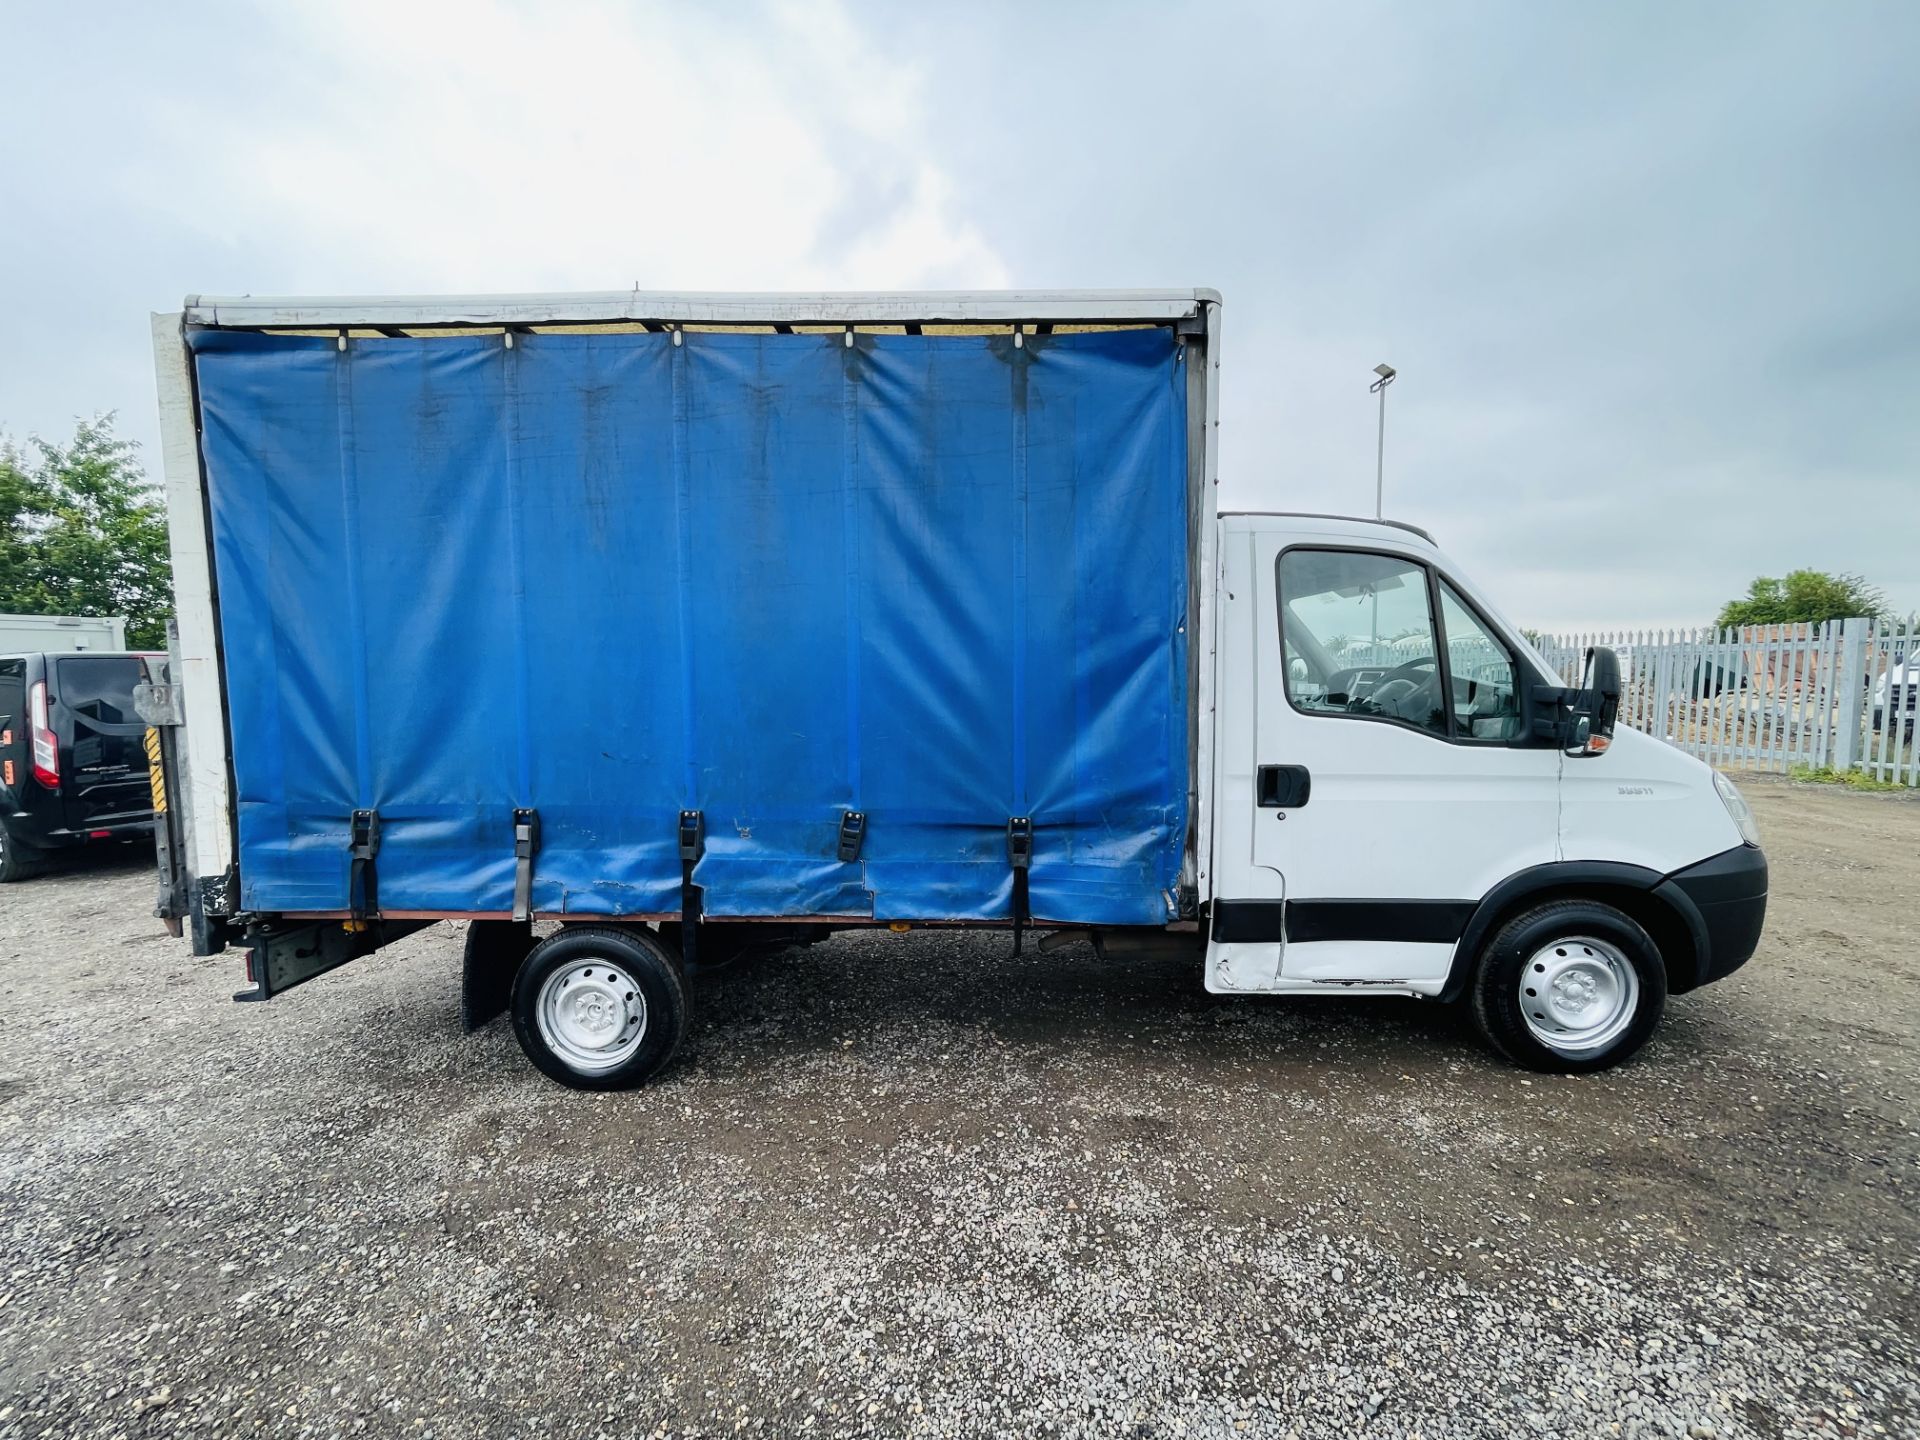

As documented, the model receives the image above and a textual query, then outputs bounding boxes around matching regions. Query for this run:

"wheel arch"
[1439,862,1707,1003]
[464,919,674,1032]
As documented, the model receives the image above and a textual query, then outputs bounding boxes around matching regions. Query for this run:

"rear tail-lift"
[133,629,232,957]
[132,649,189,939]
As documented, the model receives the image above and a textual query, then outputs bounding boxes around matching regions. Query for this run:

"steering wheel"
[1352,656,1438,720]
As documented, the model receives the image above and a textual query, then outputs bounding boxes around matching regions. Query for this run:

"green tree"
[0,439,46,605]
[0,415,173,649]
[1714,569,1885,631]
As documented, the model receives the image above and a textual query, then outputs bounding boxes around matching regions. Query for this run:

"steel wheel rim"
[536,958,649,1075]
[1517,935,1639,1055]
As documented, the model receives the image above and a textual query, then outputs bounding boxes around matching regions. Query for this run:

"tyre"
[1467,899,1666,1074]
[0,827,49,883]
[509,925,688,1090]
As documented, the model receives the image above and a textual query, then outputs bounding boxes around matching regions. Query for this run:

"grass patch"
[1787,763,1908,792]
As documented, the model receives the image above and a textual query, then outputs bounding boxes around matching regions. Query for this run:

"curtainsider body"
[147,289,1768,1087]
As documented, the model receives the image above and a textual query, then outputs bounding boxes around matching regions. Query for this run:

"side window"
[52,656,142,726]
[1438,581,1521,741]
[1278,549,1448,738]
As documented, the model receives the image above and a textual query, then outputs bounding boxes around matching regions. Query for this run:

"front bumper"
[1656,844,1768,990]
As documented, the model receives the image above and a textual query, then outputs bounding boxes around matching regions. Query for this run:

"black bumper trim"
[10,818,155,850]
[1209,897,1475,946]
[1659,844,1768,989]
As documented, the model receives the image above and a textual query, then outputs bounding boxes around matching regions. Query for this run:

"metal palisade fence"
[1531,617,1920,787]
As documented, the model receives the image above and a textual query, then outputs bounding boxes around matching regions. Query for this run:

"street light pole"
[1370,363,1397,519]
[1366,364,1398,651]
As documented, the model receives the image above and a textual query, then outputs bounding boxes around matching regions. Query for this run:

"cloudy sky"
[3,0,1914,629]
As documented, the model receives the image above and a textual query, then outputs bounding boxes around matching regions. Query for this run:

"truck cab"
[0,651,156,881]
[1204,512,1768,1071]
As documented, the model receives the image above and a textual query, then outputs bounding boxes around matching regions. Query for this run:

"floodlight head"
[1373,363,1396,380]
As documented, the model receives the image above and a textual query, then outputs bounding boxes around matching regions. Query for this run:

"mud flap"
[462,919,536,1031]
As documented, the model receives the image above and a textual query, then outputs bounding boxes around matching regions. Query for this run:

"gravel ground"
[1,777,1915,1439]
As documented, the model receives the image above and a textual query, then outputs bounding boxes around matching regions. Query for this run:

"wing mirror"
[1529,645,1621,756]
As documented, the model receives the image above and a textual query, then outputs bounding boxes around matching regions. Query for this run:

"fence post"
[1831,617,1871,772]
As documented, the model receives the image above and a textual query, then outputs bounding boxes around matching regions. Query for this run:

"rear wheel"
[1468,899,1666,1073]
[510,926,687,1090]
[0,827,49,883]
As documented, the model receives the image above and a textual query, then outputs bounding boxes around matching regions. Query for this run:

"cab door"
[1207,520,1561,994]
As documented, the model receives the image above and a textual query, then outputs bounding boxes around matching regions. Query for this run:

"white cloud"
[139,0,1008,295]
[4,1,1914,626]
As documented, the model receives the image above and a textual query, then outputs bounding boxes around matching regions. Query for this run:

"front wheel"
[510,926,688,1090]
[1467,899,1666,1074]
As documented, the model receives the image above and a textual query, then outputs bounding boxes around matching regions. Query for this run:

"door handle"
[1257,764,1311,808]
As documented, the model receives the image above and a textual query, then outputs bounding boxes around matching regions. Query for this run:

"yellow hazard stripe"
[144,726,167,814]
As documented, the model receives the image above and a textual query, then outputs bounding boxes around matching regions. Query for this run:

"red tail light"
[28,680,58,789]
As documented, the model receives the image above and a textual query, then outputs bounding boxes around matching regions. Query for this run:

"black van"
[0,652,155,881]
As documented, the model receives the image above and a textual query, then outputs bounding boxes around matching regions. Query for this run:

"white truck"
[143,289,1767,1088]
[0,613,128,653]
